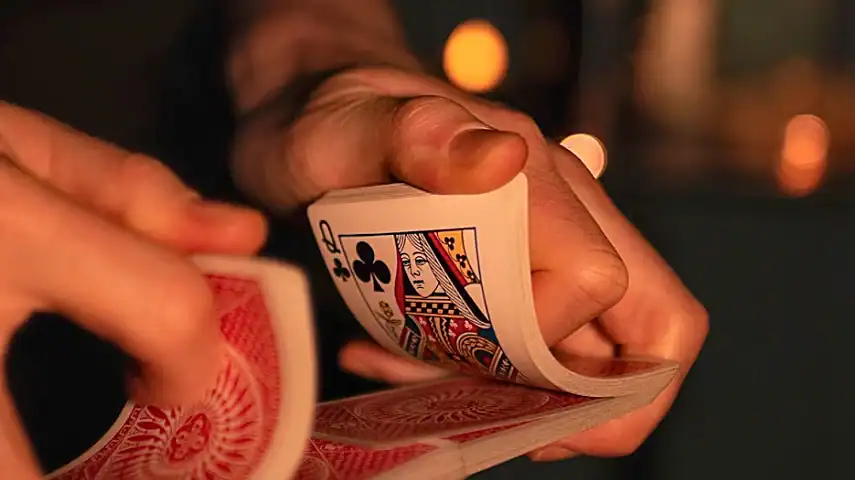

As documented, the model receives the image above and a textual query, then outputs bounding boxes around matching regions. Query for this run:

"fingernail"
[448,128,525,165]
[530,445,578,462]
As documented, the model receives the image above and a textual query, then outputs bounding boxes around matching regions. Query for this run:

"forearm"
[226,0,421,114]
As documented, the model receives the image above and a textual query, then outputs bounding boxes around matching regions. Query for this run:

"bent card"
[308,175,678,397]
[46,256,317,480]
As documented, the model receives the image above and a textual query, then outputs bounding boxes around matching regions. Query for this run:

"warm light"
[443,20,508,93]
[776,114,829,197]
[561,134,608,178]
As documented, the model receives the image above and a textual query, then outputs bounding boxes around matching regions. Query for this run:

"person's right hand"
[0,103,267,478]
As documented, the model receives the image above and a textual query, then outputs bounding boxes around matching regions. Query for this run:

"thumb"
[381,96,528,194]
[233,94,527,211]
[0,381,40,479]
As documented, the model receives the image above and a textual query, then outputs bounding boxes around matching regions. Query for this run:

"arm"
[225,0,423,205]
[226,0,421,114]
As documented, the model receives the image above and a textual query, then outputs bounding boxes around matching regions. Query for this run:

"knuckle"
[148,266,215,349]
[0,101,13,122]
[392,95,457,132]
[325,66,419,93]
[0,165,29,243]
[0,101,21,123]
[0,102,22,155]
[500,109,542,137]
[572,249,629,309]
[504,109,536,128]
[117,154,177,187]
[390,95,476,171]
[114,153,192,213]
[609,437,645,457]
[686,300,710,346]
[278,125,338,199]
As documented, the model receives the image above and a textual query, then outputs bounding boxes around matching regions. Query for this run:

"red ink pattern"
[53,274,281,480]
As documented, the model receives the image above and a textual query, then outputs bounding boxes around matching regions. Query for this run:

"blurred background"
[395,1,854,479]
[2,0,854,479]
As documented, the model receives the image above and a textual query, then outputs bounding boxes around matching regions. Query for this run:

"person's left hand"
[231,66,708,461]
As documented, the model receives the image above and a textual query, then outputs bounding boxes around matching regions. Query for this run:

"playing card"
[308,174,679,397]
[295,439,440,480]
[46,256,316,480]
[441,421,532,444]
[311,377,606,448]
[295,376,671,480]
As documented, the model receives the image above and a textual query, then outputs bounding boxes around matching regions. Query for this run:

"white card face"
[307,174,553,388]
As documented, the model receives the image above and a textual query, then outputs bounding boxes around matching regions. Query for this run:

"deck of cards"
[47,174,678,479]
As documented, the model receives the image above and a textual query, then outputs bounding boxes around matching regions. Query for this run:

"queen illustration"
[391,229,514,379]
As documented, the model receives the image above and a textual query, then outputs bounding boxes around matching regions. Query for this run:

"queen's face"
[400,237,439,297]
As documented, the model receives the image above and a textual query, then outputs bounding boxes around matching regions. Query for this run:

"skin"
[228,0,708,463]
[0,2,708,475]
[0,104,267,478]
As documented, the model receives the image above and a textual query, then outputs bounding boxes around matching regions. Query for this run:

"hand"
[232,66,708,460]
[0,103,267,477]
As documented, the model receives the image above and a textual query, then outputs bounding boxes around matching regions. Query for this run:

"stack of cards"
[47,174,678,479]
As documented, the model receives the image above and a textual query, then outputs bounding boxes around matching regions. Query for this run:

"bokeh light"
[560,134,608,178]
[776,114,829,197]
[443,20,508,93]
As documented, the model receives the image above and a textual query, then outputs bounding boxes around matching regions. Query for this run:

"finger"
[0,374,40,479]
[0,102,267,254]
[529,445,580,462]
[526,162,629,345]
[551,322,616,359]
[553,142,708,368]
[339,340,449,384]
[382,96,527,194]
[548,144,709,456]
[313,69,630,345]
[236,91,527,210]
[0,161,224,407]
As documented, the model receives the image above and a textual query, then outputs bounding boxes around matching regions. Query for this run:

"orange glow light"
[560,134,608,178]
[443,20,508,93]
[776,114,829,197]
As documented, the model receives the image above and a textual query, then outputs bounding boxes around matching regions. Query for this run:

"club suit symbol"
[332,258,351,281]
[352,241,391,292]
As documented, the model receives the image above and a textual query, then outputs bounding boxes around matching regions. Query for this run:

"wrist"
[227,7,420,115]
[228,64,357,211]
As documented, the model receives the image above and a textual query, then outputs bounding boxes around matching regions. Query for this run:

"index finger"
[552,144,708,362]
[0,374,40,479]
[0,102,267,254]
[548,144,708,456]
[1,160,223,407]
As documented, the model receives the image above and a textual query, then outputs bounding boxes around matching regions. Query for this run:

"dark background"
[2,0,854,478]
